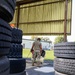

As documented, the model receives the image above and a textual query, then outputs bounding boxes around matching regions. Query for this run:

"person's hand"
[30,48,34,52]
[30,49,32,52]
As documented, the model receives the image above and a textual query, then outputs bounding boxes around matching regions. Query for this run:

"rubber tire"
[12,0,16,5]
[0,18,12,36]
[0,40,11,56]
[10,71,26,75]
[0,18,11,30]
[5,0,16,10]
[54,42,75,58]
[9,58,26,74]
[0,0,15,22]
[0,18,11,55]
[0,41,11,48]
[0,56,10,75]
[11,28,22,44]
[0,26,12,37]
[0,48,10,56]
[0,34,11,42]
[0,69,10,75]
[8,44,22,58]
[55,71,67,75]
[54,58,75,75]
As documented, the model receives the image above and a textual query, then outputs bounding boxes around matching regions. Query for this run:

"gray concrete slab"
[26,59,55,75]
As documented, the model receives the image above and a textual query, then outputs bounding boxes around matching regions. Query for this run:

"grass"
[23,49,55,60]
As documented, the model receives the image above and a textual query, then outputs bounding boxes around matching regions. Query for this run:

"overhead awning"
[10,0,72,36]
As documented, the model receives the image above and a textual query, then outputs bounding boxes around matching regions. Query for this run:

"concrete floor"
[26,59,55,75]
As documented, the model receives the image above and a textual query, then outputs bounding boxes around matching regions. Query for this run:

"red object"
[10,24,15,28]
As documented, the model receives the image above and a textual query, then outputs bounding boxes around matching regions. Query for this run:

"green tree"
[42,37,50,41]
[31,36,51,42]
[54,36,64,44]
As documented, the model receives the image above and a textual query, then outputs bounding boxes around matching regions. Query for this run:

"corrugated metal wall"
[11,0,72,35]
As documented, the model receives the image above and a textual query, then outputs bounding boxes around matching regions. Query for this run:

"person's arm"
[40,43,42,53]
[31,42,35,50]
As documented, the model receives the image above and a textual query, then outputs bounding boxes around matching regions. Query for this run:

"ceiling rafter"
[16,0,44,6]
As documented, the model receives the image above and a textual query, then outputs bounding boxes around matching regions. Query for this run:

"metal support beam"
[16,5,20,28]
[64,0,68,42]
[10,19,71,25]
[16,19,70,24]
[19,0,65,9]
[16,0,44,6]
[23,33,70,35]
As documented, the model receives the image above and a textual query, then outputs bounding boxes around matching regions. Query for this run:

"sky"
[23,0,75,42]
[67,0,75,42]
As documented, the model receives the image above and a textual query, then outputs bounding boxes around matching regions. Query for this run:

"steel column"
[64,0,68,42]
[16,5,20,28]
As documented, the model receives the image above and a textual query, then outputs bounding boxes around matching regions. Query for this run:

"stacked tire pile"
[0,0,16,75]
[8,28,26,75]
[8,28,23,58]
[8,44,22,58]
[54,42,75,75]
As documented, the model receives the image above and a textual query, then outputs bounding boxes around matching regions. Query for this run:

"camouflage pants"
[33,50,41,62]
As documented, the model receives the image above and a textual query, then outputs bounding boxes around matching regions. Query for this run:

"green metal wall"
[11,0,72,35]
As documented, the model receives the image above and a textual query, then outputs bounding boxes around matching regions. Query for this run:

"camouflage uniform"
[32,40,42,66]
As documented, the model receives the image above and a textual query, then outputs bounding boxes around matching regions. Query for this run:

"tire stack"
[8,28,23,58]
[8,28,26,75]
[0,0,16,75]
[54,42,75,75]
[8,44,22,58]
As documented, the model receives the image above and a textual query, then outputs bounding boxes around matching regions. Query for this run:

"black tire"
[9,58,26,74]
[0,18,12,30]
[0,48,10,56]
[8,44,22,58]
[0,34,11,42]
[54,42,75,58]
[0,18,11,55]
[0,41,11,56]
[55,71,66,75]
[0,26,12,36]
[11,28,22,44]
[54,58,75,75]
[0,41,11,48]
[0,18,12,36]
[5,0,16,10]
[0,56,10,75]
[9,71,26,75]
[0,0,16,22]
[0,69,10,75]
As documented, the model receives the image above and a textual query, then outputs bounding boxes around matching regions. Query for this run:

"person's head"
[37,38,41,41]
